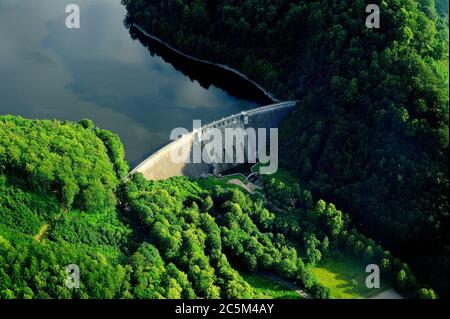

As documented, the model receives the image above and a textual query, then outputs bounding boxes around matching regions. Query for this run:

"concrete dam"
[129,101,297,180]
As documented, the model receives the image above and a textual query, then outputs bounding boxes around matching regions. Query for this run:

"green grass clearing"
[197,176,247,192]
[198,174,266,195]
[310,253,390,299]
[252,163,298,185]
[242,273,303,299]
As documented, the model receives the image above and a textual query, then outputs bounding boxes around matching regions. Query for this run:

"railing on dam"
[202,101,296,129]
[127,101,297,181]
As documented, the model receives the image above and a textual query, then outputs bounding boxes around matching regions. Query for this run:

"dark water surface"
[0,0,270,166]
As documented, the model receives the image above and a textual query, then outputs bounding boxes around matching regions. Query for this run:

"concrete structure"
[128,101,297,180]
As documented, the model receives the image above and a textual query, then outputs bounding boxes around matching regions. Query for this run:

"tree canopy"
[122,0,449,296]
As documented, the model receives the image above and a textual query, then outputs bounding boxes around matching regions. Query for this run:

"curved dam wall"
[129,101,297,181]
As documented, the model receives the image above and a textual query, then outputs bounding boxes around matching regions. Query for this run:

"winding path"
[34,224,49,242]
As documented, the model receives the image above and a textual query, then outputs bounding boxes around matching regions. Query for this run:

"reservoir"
[0,0,271,166]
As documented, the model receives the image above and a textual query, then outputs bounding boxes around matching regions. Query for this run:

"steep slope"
[0,116,330,298]
[121,0,449,295]
[0,116,436,298]
[0,116,133,298]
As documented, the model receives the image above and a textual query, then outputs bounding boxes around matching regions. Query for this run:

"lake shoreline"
[131,23,279,104]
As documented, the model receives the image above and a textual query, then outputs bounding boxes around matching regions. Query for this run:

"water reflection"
[128,26,274,105]
[0,0,269,166]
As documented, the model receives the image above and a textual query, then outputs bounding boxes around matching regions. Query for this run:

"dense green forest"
[0,0,447,300]
[121,0,449,296]
[0,116,436,298]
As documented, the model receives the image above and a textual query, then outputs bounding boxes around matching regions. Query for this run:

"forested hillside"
[0,116,133,298]
[121,0,449,296]
[0,116,435,298]
[0,116,329,298]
